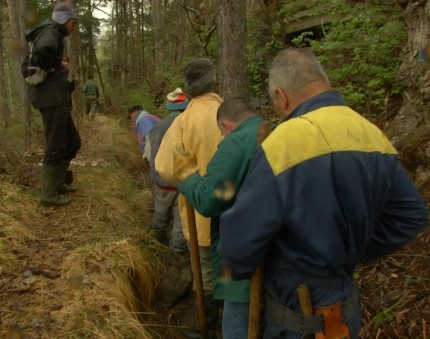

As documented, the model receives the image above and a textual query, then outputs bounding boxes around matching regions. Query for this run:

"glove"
[25,66,48,85]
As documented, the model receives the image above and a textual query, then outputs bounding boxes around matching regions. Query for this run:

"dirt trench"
[0,114,200,338]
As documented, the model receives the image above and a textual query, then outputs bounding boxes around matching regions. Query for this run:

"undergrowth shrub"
[309,1,406,120]
[246,0,406,121]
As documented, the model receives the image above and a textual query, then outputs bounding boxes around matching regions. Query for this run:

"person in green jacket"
[82,75,99,118]
[177,97,266,339]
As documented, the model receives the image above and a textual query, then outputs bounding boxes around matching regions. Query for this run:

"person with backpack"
[23,2,80,207]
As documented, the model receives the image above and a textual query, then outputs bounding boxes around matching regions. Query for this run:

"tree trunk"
[385,0,430,194]
[173,3,188,66]
[119,0,128,85]
[151,0,164,69]
[67,0,83,120]
[7,0,32,127]
[19,0,32,127]
[217,0,249,100]
[0,7,10,128]
[87,1,95,77]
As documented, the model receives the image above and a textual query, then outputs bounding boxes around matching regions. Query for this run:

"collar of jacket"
[189,92,222,105]
[233,115,263,133]
[284,90,347,122]
[55,23,68,37]
[136,110,149,123]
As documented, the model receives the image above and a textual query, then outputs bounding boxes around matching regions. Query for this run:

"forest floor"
[0,113,429,339]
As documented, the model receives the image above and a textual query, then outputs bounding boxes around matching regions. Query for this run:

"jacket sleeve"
[360,162,428,262]
[143,134,152,161]
[155,116,197,185]
[218,147,284,280]
[178,138,248,217]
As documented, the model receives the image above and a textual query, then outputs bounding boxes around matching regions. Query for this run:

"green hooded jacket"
[178,114,264,302]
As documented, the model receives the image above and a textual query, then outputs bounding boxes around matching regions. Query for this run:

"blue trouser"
[222,301,249,339]
[263,274,361,339]
[40,106,81,165]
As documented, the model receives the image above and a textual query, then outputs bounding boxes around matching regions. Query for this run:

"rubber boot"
[40,164,71,207]
[181,294,220,339]
[57,160,77,194]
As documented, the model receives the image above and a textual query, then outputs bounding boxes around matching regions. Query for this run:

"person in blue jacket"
[127,105,160,153]
[218,47,428,338]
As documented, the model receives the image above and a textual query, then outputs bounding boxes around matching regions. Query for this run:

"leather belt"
[265,284,359,334]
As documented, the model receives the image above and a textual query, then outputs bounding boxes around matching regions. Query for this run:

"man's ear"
[275,87,289,110]
[219,119,234,135]
[220,120,228,132]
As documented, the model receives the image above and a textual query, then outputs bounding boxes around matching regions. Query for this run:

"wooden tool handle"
[185,200,208,339]
[297,284,314,339]
[297,284,313,316]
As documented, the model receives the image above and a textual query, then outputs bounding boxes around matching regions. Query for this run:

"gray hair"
[268,48,330,99]
[184,58,215,98]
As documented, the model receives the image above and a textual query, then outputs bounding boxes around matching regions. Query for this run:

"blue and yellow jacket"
[219,91,428,304]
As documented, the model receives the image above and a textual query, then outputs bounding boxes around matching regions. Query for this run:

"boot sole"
[40,199,71,207]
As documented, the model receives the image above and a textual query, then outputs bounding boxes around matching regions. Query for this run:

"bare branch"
[173,0,200,16]
[174,0,203,37]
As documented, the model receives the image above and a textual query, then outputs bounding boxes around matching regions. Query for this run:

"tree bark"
[151,0,164,69]
[386,0,430,141]
[385,0,430,191]
[19,0,32,126]
[65,0,83,120]
[217,0,249,100]
[7,0,32,127]
[0,6,10,128]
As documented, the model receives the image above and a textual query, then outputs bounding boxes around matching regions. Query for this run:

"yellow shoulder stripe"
[262,106,398,175]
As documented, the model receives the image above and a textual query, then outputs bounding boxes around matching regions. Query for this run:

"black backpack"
[21,22,54,78]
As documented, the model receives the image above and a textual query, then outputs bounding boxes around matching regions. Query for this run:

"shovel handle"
[185,200,208,339]
[297,284,314,339]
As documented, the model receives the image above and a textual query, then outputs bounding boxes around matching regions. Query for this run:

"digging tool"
[298,284,351,339]
[185,199,209,339]
[248,264,265,339]
[248,120,272,339]
[297,284,315,339]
